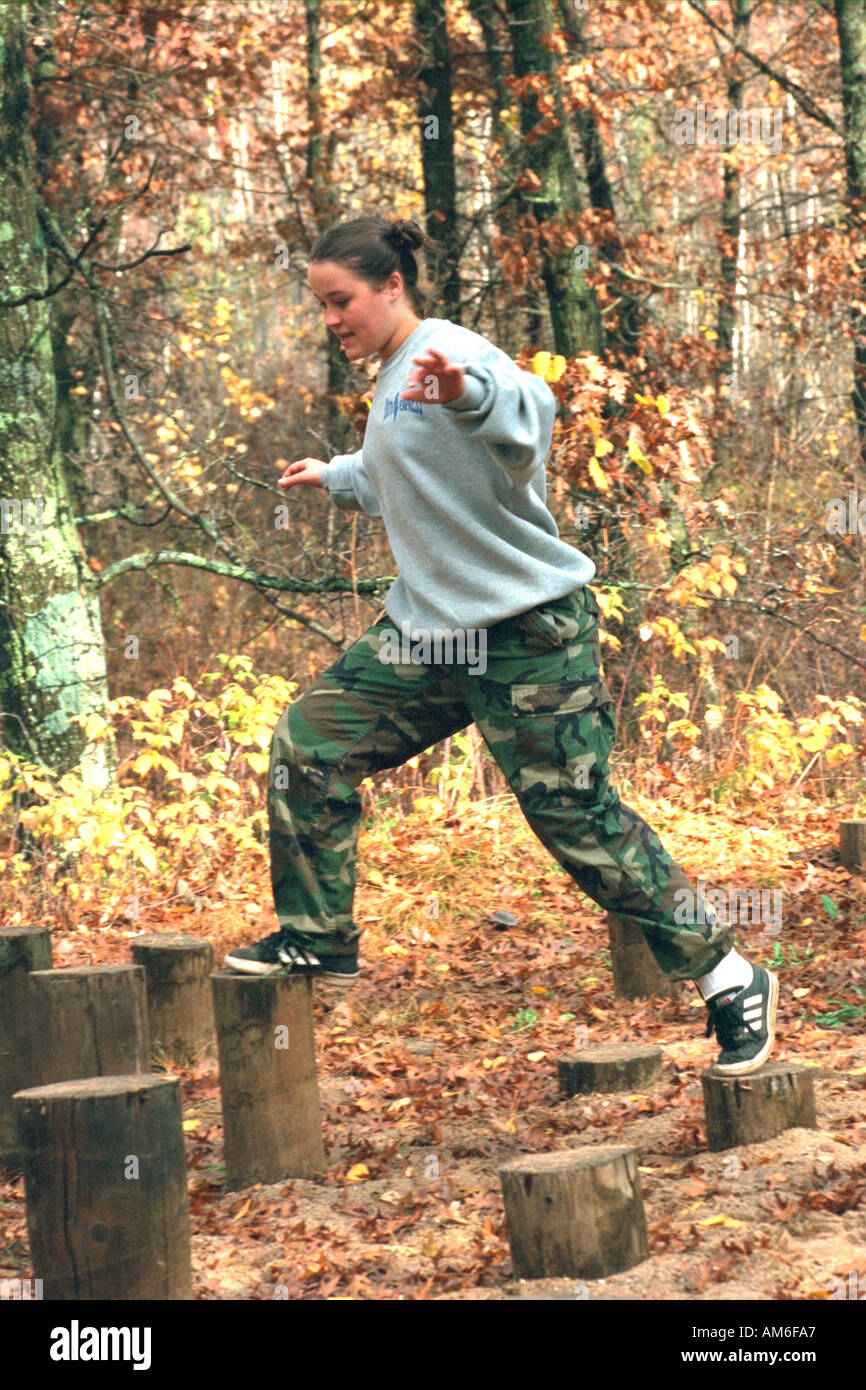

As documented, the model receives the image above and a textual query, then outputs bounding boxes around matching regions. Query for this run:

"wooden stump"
[840,820,866,874]
[13,1074,192,1299]
[211,971,325,1189]
[0,926,53,1166]
[28,965,150,1086]
[559,1043,663,1096]
[499,1145,648,1280]
[702,1062,817,1152]
[607,913,679,999]
[131,933,216,1067]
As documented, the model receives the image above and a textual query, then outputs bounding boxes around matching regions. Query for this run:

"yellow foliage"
[588,457,610,492]
[530,351,567,382]
[627,436,653,473]
[593,588,626,625]
[0,656,299,925]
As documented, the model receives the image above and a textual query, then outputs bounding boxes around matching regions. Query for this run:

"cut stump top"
[13,1074,178,1103]
[28,964,142,981]
[562,1044,662,1062]
[132,934,213,951]
[499,1144,636,1176]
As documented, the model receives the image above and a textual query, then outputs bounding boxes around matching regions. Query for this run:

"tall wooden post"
[28,965,149,1085]
[131,934,216,1066]
[607,913,679,998]
[0,926,52,1165]
[14,1074,192,1299]
[211,971,325,1189]
[840,820,866,874]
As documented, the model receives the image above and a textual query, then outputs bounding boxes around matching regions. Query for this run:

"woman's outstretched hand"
[400,347,465,405]
[278,458,326,489]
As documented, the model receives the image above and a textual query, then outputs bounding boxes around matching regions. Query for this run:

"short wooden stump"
[702,1062,817,1152]
[559,1043,663,1096]
[13,1074,192,1300]
[499,1145,649,1280]
[131,933,216,1066]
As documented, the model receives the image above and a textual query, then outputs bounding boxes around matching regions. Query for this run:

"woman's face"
[308,260,404,361]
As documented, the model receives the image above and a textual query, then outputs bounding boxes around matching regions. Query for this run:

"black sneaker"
[224,930,360,985]
[704,964,779,1076]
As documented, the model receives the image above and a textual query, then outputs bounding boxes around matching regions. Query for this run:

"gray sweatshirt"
[321,316,595,632]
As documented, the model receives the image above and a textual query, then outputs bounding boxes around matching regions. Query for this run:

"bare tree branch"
[93,549,387,645]
[686,0,840,136]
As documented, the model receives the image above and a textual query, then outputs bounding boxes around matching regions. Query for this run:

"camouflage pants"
[266,585,734,981]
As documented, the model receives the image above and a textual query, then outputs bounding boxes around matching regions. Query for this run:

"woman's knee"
[271,691,323,760]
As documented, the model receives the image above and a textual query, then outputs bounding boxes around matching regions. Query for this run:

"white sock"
[696,948,753,1001]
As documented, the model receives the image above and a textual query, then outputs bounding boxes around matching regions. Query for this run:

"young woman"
[225,215,779,1078]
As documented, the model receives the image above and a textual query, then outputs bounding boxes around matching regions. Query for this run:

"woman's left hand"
[400,347,465,405]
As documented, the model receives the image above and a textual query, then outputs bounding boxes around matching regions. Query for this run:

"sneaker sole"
[223,953,360,985]
[314,971,360,988]
[711,970,778,1077]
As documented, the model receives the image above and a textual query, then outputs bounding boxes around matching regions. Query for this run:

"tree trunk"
[414,0,461,322]
[839,819,866,873]
[0,1,114,786]
[130,934,216,1067]
[29,3,94,528]
[304,0,356,454]
[834,0,866,468]
[504,0,603,357]
[607,911,680,999]
[558,1043,662,1096]
[29,965,150,1085]
[712,0,750,482]
[555,0,644,365]
[466,0,528,353]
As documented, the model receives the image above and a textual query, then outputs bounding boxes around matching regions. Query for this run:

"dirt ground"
[177,1023,866,1301]
[2,800,865,1301]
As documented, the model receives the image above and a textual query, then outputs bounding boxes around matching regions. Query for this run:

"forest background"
[2,0,866,1303]
[2,0,865,922]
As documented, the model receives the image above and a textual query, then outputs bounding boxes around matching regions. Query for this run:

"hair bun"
[388,218,424,251]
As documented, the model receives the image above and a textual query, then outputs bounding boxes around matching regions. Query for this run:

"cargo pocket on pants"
[511,676,615,806]
[512,589,588,653]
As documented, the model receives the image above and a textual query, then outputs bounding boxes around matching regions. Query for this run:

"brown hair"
[309,215,442,318]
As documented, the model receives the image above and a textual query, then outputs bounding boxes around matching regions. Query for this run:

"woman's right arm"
[278,457,326,488]
[280,450,382,517]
